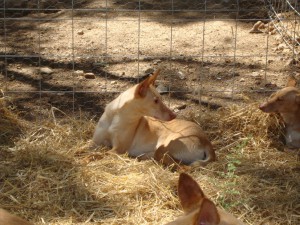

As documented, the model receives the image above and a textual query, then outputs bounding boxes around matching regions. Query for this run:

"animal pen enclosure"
[0,0,299,225]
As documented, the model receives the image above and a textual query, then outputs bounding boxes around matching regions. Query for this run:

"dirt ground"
[1,0,299,119]
[0,0,300,225]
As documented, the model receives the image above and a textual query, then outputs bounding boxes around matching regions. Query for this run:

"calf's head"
[259,87,300,114]
[166,173,245,225]
[133,69,176,121]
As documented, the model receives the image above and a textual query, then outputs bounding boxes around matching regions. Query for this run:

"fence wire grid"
[0,0,299,117]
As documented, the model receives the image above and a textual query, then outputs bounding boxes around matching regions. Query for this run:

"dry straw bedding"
[0,96,23,145]
[0,99,299,225]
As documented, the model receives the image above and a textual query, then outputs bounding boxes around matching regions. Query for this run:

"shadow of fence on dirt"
[0,54,146,119]
[0,51,276,122]
[112,0,268,20]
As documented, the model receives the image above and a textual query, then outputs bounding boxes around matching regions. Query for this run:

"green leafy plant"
[218,137,250,209]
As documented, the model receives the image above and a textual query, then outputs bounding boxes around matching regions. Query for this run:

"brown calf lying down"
[92,70,215,167]
[166,173,246,225]
[259,85,300,149]
[0,209,33,225]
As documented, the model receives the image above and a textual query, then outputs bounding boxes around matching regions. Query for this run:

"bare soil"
[1,0,299,119]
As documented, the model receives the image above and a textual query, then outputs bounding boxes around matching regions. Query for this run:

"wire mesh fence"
[0,0,299,118]
[266,0,300,55]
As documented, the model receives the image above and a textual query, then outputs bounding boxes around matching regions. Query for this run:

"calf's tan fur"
[92,70,215,167]
[166,173,245,225]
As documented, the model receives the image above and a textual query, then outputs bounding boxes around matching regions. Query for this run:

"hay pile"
[0,104,299,225]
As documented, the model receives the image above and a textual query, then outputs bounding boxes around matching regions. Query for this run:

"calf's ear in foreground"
[178,173,220,224]
[197,198,220,225]
[178,173,204,212]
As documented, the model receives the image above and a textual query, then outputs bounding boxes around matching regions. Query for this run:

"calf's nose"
[259,103,267,111]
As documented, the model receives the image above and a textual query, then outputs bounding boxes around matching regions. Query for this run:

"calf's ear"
[135,69,160,98]
[196,198,220,225]
[178,173,204,213]
[148,69,160,85]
